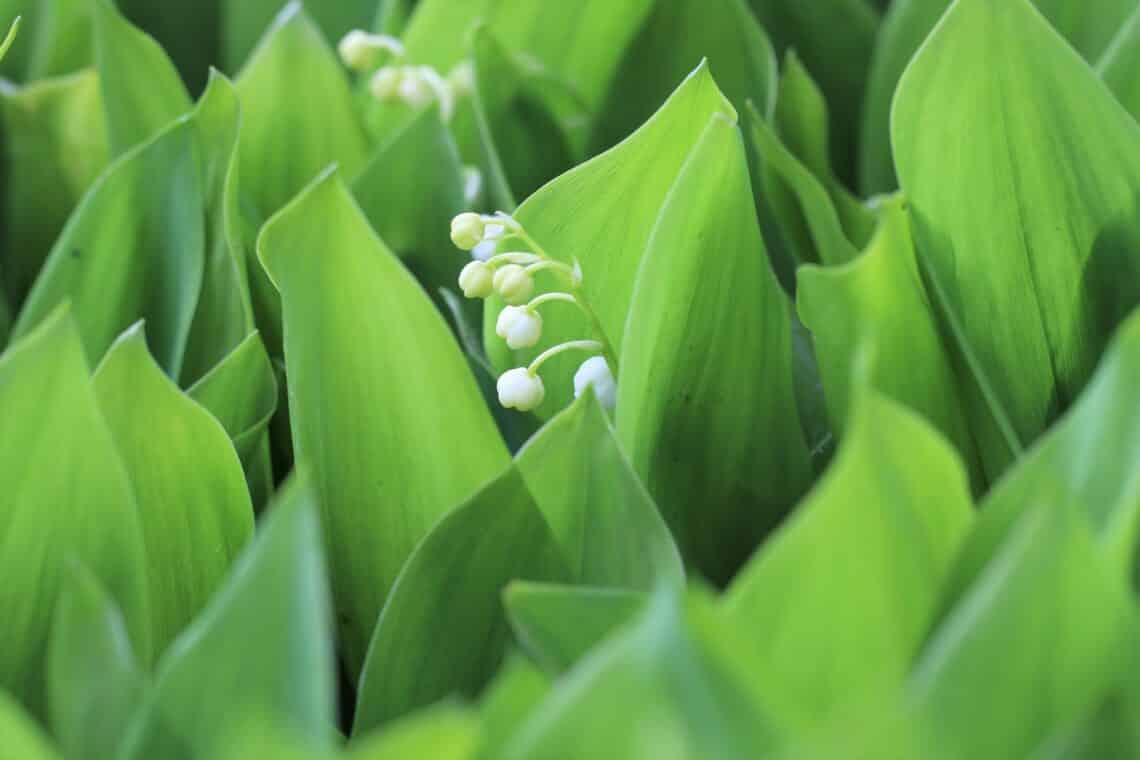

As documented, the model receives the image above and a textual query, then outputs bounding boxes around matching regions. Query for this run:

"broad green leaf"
[235,2,369,355]
[122,478,337,760]
[222,0,376,72]
[502,591,781,760]
[353,469,566,732]
[0,308,150,716]
[24,0,91,81]
[259,169,510,674]
[113,0,219,94]
[0,69,108,307]
[350,705,480,760]
[772,52,875,249]
[746,0,878,186]
[187,331,278,465]
[589,0,775,154]
[862,0,1140,194]
[514,391,682,589]
[505,582,647,672]
[92,0,191,157]
[1098,6,1140,123]
[797,197,982,482]
[373,0,414,36]
[181,71,261,385]
[618,115,811,583]
[0,693,59,760]
[744,101,857,269]
[475,655,550,760]
[892,0,1140,474]
[908,502,1134,758]
[47,566,148,760]
[92,324,255,656]
[940,310,1140,607]
[13,105,204,378]
[722,385,974,726]
[485,63,735,419]
[398,0,494,72]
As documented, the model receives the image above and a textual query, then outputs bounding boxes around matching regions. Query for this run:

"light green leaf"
[505,582,647,673]
[589,0,775,154]
[475,655,550,760]
[722,384,974,726]
[485,63,735,419]
[47,566,148,760]
[746,0,878,186]
[940,310,1140,609]
[0,14,19,61]
[122,477,337,760]
[353,468,567,733]
[503,591,781,760]
[398,0,494,72]
[235,2,369,355]
[92,323,254,656]
[0,69,108,307]
[908,502,1134,758]
[222,0,375,72]
[0,692,59,760]
[259,169,510,674]
[23,0,91,81]
[350,705,480,760]
[515,390,682,588]
[92,0,191,157]
[12,104,204,378]
[892,0,1140,475]
[797,196,981,482]
[618,114,811,583]
[0,308,150,716]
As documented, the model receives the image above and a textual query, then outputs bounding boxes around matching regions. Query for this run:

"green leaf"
[515,390,682,588]
[398,0,494,72]
[746,0,878,186]
[0,14,19,61]
[771,52,875,249]
[862,0,1140,194]
[797,196,982,482]
[222,0,375,72]
[505,582,647,672]
[0,69,108,307]
[485,63,735,419]
[23,0,91,81]
[93,0,191,157]
[892,0,1140,475]
[589,0,775,154]
[92,323,254,656]
[617,114,811,583]
[122,477,337,760]
[908,502,1134,758]
[940,310,1140,609]
[353,468,567,733]
[0,692,59,760]
[235,2,370,355]
[502,591,781,759]
[12,104,204,378]
[1097,6,1140,123]
[722,384,974,726]
[350,705,480,760]
[258,169,510,674]
[47,566,148,760]
[0,308,150,716]
[475,655,550,760]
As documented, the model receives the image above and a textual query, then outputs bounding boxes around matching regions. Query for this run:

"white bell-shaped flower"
[471,240,497,261]
[339,31,377,70]
[450,212,485,251]
[370,66,403,100]
[458,261,493,299]
[493,265,534,305]
[574,356,617,409]
[398,70,434,107]
[498,368,545,411]
[496,306,543,349]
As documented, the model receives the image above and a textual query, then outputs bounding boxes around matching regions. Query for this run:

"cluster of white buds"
[451,211,618,413]
[339,30,472,123]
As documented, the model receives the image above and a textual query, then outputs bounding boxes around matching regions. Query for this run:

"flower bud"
[496,306,543,349]
[458,261,493,299]
[339,30,378,71]
[450,212,485,251]
[471,240,496,262]
[398,70,433,107]
[493,265,534,305]
[498,368,545,411]
[574,356,617,409]
[370,66,403,100]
